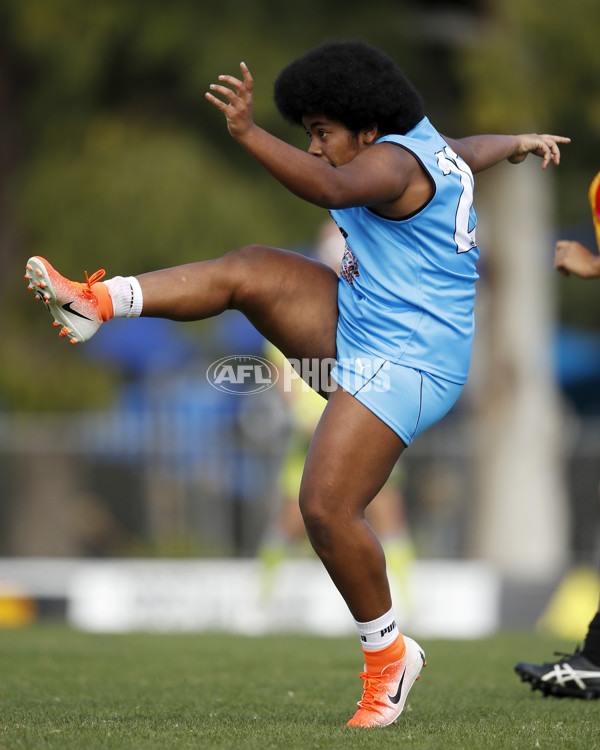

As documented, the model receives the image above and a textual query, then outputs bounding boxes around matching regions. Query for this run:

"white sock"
[104,276,143,318]
[354,607,399,651]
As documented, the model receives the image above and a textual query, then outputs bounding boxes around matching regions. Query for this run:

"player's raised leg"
[298,386,426,727]
[25,245,339,372]
[137,245,339,366]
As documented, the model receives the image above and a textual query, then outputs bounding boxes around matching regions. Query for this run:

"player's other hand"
[206,62,255,140]
[554,239,600,278]
[508,134,571,169]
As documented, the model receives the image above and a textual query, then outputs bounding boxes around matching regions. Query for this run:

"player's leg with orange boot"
[299,386,426,727]
[25,246,339,376]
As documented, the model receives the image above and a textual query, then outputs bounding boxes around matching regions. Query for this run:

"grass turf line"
[0,625,597,749]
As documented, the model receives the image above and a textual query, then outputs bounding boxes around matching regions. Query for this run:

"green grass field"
[0,625,598,750]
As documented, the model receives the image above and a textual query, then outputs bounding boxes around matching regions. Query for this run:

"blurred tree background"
[1,0,599,412]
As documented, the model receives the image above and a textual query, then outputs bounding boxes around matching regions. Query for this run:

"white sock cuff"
[105,275,143,318]
[127,276,143,318]
[355,607,399,651]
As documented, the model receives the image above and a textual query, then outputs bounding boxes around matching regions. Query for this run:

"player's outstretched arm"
[205,62,345,207]
[554,240,600,278]
[204,62,408,210]
[444,133,571,174]
[205,63,340,206]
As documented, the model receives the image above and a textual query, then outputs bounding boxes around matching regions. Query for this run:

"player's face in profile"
[302,114,367,167]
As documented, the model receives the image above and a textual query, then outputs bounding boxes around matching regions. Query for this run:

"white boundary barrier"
[0,557,500,638]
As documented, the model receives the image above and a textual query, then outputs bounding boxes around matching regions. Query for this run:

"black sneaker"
[515,648,600,699]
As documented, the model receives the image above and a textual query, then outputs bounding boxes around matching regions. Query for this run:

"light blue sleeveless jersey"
[331,116,479,384]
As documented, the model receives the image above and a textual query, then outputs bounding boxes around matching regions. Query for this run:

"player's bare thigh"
[231,245,339,363]
[138,245,339,368]
[299,386,407,523]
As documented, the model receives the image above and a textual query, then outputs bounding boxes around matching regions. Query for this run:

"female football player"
[26,40,569,727]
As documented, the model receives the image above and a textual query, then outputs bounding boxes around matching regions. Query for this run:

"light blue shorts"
[330,342,464,446]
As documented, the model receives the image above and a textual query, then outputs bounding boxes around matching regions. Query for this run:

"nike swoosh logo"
[62,301,93,321]
[388,668,406,705]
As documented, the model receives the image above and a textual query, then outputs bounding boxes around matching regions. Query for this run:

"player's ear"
[361,124,379,145]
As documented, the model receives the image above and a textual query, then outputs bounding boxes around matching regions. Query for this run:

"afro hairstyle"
[273,40,424,136]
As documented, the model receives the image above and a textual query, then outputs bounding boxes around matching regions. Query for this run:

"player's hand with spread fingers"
[507,133,571,169]
[206,61,256,140]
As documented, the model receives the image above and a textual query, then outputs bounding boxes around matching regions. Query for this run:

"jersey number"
[435,146,477,254]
